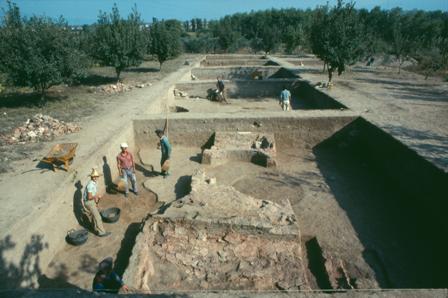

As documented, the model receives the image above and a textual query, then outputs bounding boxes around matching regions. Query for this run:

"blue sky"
[1,0,447,25]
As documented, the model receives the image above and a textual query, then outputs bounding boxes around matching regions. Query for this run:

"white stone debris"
[1,113,81,145]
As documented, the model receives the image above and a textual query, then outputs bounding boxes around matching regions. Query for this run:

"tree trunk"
[328,67,334,83]
[159,61,163,71]
[115,68,121,82]
[323,61,327,73]
[39,85,46,107]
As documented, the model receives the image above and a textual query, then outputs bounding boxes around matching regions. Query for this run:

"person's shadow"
[103,156,113,188]
[103,156,118,194]
[73,180,89,229]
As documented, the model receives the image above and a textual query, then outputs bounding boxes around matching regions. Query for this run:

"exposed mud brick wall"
[175,79,296,99]
[133,115,357,151]
[124,218,307,292]
[191,67,282,80]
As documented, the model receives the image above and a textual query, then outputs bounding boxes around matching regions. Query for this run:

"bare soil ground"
[0,56,194,173]
[45,140,444,290]
[174,96,301,113]
[273,56,448,172]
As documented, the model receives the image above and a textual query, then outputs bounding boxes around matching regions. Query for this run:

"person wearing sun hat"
[83,168,111,237]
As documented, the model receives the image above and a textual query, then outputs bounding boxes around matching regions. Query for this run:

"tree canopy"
[0,1,88,99]
[91,4,146,80]
[149,19,182,70]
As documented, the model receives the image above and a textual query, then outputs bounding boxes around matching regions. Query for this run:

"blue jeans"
[122,169,137,194]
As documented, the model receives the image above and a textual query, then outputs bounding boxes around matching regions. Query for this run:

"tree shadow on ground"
[382,125,448,169]
[78,254,98,274]
[124,67,159,73]
[76,74,116,86]
[0,234,80,289]
[382,84,448,103]
[0,91,67,108]
[354,77,439,89]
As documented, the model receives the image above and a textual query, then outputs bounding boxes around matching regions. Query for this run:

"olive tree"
[91,4,146,81]
[149,20,182,70]
[310,0,364,82]
[0,1,88,99]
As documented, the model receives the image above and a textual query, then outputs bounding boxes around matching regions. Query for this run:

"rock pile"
[2,114,81,145]
[96,82,152,94]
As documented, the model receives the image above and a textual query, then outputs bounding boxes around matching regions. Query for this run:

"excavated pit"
[174,79,345,111]
[200,56,278,67]
[124,168,307,292]
[125,114,448,292]
[41,53,447,293]
[201,131,277,167]
[191,66,297,80]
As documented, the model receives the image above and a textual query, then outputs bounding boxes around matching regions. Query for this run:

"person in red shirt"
[116,143,138,198]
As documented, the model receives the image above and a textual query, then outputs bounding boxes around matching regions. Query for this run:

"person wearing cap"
[93,257,129,293]
[117,142,138,198]
[83,169,111,237]
[155,129,171,177]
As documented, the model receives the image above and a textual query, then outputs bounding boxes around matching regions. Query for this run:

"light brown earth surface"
[272,56,448,172]
[0,53,447,296]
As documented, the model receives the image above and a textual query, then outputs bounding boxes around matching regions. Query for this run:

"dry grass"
[0,54,196,171]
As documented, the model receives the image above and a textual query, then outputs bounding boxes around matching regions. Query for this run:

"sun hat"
[120,142,128,148]
[89,168,100,177]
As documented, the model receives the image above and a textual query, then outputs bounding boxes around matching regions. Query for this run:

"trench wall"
[200,59,278,67]
[191,66,282,80]
[175,79,296,98]
[205,54,266,60]
[291,81,346,109]
[133,114,358,152]
[318,118,448,231]
[174,79,346,110]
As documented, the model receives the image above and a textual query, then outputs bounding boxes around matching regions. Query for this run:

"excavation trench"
[42,113,447,292]
[40,51,447,292]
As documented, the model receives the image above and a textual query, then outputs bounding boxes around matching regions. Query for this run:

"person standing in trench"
[155,127,172,178]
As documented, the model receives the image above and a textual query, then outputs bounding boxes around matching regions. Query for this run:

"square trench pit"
[173,77,345,114]
[124,115,447,293]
